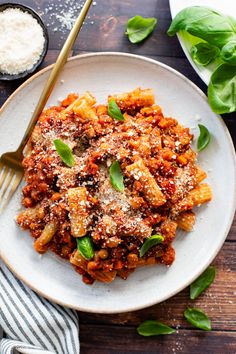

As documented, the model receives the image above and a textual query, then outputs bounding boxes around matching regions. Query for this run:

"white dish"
[169,0,236,85]
[0,52,235,313]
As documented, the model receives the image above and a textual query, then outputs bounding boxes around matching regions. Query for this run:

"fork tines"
[0,163,22,214]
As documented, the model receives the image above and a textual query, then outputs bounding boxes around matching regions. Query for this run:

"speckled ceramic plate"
[0,53,235,313]
[169,0,235,85]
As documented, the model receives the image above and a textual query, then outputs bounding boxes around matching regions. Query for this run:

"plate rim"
[1,52,236,313]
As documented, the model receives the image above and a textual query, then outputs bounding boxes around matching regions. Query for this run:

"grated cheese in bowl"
[0,6,47,77]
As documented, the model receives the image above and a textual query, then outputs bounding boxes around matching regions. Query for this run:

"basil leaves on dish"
[191,43,220,66]
[140,234,164,257]
[167,6,236,49]
[126,15,157,44]
[208,64,236,114]
[190,266,216,300]
[220,40,236,65]
[184,308,211,331]
[77,236,94,260]
[108,98,124,121]
[137,320,175,336]
[54,139,75,167]
[109,161,125,192]
[167,6,236,114]
[197,124,211,152]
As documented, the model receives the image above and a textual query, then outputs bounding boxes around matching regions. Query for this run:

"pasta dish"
[17,88,212,284]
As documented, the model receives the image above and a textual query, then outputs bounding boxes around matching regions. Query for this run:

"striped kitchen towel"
[0,261,80,354]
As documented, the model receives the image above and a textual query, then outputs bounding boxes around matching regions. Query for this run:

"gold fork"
[0,0,93,213]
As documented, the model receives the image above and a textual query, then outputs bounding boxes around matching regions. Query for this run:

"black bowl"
[0,3,49,80]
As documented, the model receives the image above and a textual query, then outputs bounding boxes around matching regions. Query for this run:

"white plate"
[0,53,235,313]
[169,0,236,85]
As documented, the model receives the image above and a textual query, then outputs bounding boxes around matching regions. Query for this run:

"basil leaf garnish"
[190,266,216,300]
[197,124,211,152]
[54,139,75,167]
[208,63,236,114]
[184,308,211,331]
[137,320,175,336]
[108,99,124,121]
[140,234,164,257]
[77,236,94,260]
[191,43,220,66]
[109,161,125,192]
[126,15,157,44]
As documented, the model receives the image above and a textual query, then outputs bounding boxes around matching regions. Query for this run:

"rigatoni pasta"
[189,183,212,206]
[17,88,212,285]
[34,222,58,253]
[68,187,88,237]
[176,211,196,232]
[126,158,166,207]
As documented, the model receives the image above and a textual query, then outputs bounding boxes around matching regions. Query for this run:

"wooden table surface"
[1,0,235,353]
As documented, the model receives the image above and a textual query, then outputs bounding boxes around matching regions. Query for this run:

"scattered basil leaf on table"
[108,98,124,121]
[137,320,175,336]
[109,161,125,192]
[208,63,236,114]
[184,308,211,331]
[167,6,236,49]
[140,234,164,257]
[126,15,157,44]
[191,43,220,66]
[197,124,211,152]
[77,236,94,260]
[190,266,216,300]
[54,139,75,167]
[220,40,236,66]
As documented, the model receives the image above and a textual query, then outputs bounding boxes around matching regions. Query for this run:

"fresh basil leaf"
[108,98,124,121]
[197,124,211,152]
[208,63,236,114]
[109,161,125,192]
[77,236,94,260]
[220,40,236,66]
[137,320,175,336]
[126,15,157,44]
[191,43,220,66]
[190,266,216,300]
[54,139,75,167]
[140,234,164,257]
[184,308,211,331]
[167,6,236,49]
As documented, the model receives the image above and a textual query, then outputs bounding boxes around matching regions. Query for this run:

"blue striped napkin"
[0,261,80,354]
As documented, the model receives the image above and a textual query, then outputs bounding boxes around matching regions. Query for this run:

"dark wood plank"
[9,0,182,55]
[0,0,236,351]
[80,325,236,354]
[228,219,236,241]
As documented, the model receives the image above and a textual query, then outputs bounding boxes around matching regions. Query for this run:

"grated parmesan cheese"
[0,8,45,75]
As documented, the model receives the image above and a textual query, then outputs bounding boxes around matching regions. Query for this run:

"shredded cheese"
[0,8,45,75]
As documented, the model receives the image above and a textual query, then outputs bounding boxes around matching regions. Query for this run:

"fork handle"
[17,0,93,155]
